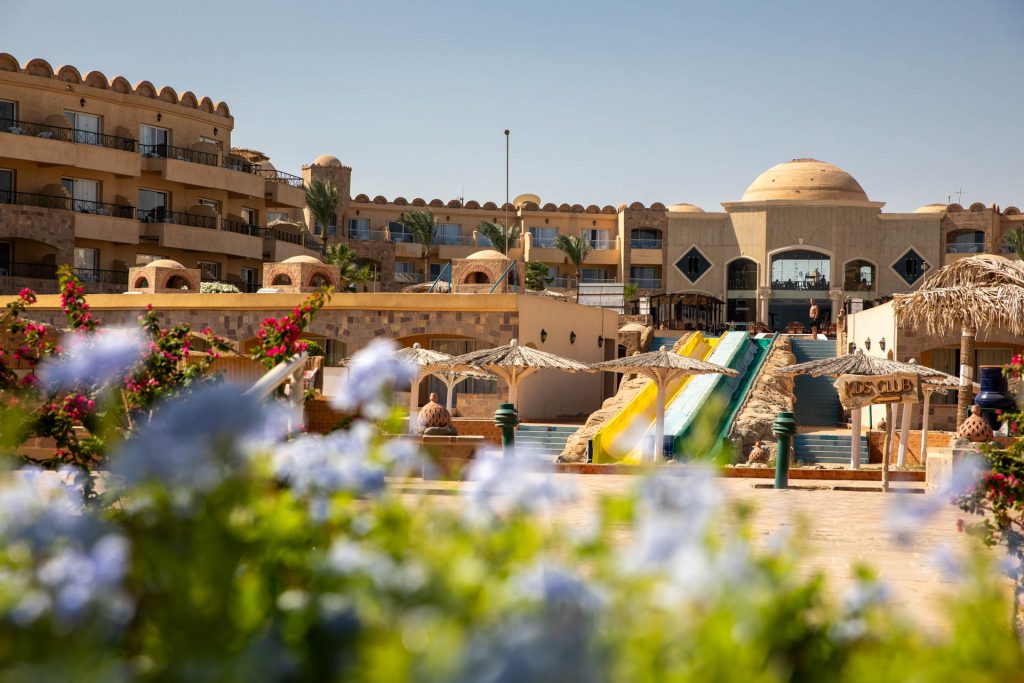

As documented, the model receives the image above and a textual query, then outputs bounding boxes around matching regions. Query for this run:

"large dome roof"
[312,154,343,167]
[741,158,869,203]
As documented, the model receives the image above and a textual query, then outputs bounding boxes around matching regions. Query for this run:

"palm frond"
[304,179,340,236]
[477,220,520,254]
[400,210,437,251]
[552,234,591,272]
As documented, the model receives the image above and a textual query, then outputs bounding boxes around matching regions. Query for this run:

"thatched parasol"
[445,338,594,412]
[779,350,961,485]
[891,254,1024,426]
[591,346,738,464]
[394,343,494,430]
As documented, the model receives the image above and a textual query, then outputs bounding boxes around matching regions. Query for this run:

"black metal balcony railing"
[222,218,261,236]
[727,274,758,290]
[74,268,129,285]
[945,242,986,254]
[0,261,58,280]
[303,234,322,251]
[843,279,875,292]
[223,157,260,175]
[140,143,218,167]
[268,228,301,244]
[630,238,663,249]
[0,190,72,210]
[261,169,304,188]
[771,279,830,291]
[138,207,216,229]
[0,190,135,219]
[1,118,137,152]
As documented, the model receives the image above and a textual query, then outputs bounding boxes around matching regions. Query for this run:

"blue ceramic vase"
[974,365,1016,430]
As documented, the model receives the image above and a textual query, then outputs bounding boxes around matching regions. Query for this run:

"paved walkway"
[399,474,984,632]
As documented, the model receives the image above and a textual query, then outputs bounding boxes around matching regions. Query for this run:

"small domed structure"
[147,258,186,269]
[128,259,199,294]
[741,158,870,203]
[312,154,343,167]
[264,256,339,292]
[667,203,705,213]
[914,203,948,213]
[467,249,507,260]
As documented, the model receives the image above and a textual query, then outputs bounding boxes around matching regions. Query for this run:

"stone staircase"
[789,338,842,426]
[794,433,867,465]
[516,424,579,457]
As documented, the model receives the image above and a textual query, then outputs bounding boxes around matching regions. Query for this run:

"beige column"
[828,288,843,323]
[757,287,771,325]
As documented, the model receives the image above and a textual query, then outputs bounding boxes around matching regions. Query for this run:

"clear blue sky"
[4,0,1023,211]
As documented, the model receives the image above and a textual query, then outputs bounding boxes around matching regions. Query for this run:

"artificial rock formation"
[557,332,686,464]
[728,336,795,461]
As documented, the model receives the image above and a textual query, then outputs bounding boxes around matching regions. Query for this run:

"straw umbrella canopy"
[445,338,594,411]
[392,343,494,430]
[591,346,738,464]
[779,350,962,485]
[891,254,1024,427]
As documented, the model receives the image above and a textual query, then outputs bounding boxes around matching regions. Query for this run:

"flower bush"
[0,337,1021,680]
[199,281,241,294]
[253,287,331,370]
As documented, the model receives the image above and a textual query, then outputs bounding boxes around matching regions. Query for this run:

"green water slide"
[665,332,775,459]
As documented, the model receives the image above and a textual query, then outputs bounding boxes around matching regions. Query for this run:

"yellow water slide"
[591,332,719,464]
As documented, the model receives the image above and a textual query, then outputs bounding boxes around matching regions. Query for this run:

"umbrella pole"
[443,375,456,413]
[653,370,667,465]
[850,405,862,470]
[897,400,913,468]
[882,402,892,492]
[409,373,421,433]
[920,390,932,465]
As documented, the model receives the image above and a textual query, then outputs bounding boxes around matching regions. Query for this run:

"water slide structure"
[590,331,775,463]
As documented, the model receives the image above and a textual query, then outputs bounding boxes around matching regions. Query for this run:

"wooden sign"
[833,373,922,410]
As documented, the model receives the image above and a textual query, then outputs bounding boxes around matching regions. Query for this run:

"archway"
[271,273,292,286]
[309,272,333,288]
[726,258,758,326]
[165,275,192,290]
[769,249,831,331]
[133,276,149,289]
[843,259,875,293]
[463,270,491,285]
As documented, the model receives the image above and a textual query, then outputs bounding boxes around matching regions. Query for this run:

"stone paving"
[400,474,987,633]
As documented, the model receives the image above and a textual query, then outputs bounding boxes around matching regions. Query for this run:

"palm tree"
[1005,227,1024,260]
[477,220,520,255]
[305,179,340,253]
[553,233,591,297]
[524,260,552,291]
[324,243,375,290]
[400,210,436,282]
[891,254,1024,427]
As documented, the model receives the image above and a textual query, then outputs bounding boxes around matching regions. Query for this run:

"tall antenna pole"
[504,129,510,254]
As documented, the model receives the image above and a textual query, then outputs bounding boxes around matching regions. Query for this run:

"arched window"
[770,250,830,292]
[727,258,757,290]
[630,228,662,249]
[945,229,985,254]
[843,260,875,292]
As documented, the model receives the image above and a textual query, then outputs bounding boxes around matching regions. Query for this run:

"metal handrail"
[222,218,261,236]
[137,207,216,229]
[0,191,135,219]
[348,228,388,241]
[74,268,129,285]
[140,143,218,167]
[428,262,451,293]
[223,157,261,175]
[488,260,518,294]
[435,234,474,246]
[303,234,322,251]
[0,261,58,279]
[261,169,303,188]
[0,118,137,151]
[945,242,986,254]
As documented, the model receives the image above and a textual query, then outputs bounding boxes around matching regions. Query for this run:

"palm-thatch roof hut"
[891,254,1024,426]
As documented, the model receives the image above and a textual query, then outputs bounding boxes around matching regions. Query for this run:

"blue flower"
[331,339,415,418]
[38,326,146,392]
[467,448,576,519]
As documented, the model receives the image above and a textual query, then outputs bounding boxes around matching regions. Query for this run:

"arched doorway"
[271,273,292,286]
[843,259,875,293]
[726,258,758,326]
[769,249,831,331]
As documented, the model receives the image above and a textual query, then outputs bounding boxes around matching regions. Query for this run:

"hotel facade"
[2,54,1022,333]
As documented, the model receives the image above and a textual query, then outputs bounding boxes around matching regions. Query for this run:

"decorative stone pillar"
[757,287,771,325]
[828,288,843,323]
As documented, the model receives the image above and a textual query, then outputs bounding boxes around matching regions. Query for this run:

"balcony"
[394,271,426,285]
[630,277,662,290]
[0,261,58,279]
[222,157,261,175]
[945,242,985,254]
[141,145,264,198]
[727,275,758,291]
[74,268,129,286]
[1,119,139,175]
[630,238,663,249]
[348,228,388,242]
[223,218,261,237]
[771,278,830,292]
[139,208,216,229]
[262,169,305,208]
[141,143,217,167]
[843,279,875,293]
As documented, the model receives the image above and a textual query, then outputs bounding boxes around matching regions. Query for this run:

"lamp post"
[504,129,510,255]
